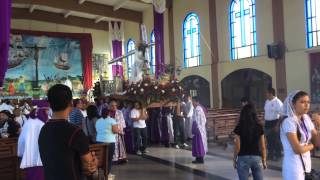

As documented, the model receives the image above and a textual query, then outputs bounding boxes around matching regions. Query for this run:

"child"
[96,108,120,179]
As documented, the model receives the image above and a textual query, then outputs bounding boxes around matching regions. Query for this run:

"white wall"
[283,0,312,94]
[171,0,213,106]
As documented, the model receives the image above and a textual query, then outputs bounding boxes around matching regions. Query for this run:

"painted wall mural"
[2,34,84,97]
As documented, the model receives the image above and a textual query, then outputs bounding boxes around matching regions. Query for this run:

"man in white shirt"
[130,102,148,155]
[182,95,194,140]
[264,87,283,161]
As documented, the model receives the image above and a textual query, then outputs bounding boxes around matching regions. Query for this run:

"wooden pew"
[0,138,19,180]
[206,108,265,141]
[89,143,109,179]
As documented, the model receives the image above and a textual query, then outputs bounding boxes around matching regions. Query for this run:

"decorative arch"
[180,75,210,107]
[221,68,272,108]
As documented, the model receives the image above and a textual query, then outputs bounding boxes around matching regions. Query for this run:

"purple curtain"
[154,9,165,79]
[0,0,11,87]
[112,40,123,79]
[111,21,123,79]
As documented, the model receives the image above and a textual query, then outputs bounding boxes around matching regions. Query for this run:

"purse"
[299,155,320,180]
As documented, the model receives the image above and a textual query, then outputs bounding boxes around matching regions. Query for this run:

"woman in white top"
[280,90,319,180]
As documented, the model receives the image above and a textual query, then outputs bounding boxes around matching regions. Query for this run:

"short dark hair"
[101,108,110,119]
[47,84,72,112]
[5,100,10,105]
[192,96,200,103]
[86,105,99,120]
[267,87,276,96]
[73,99,82,108]
[240,97,250,103]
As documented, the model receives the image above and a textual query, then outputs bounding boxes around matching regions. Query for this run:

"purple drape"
[0,0,11,87]
[154,9,165,79]
[111,21,123,79]
[112,40,123,79]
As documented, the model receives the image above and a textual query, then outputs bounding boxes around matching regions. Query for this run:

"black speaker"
[267,43,282,59]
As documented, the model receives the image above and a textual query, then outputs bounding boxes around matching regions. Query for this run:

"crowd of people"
[1,84,320,180]
[0,84,208,180]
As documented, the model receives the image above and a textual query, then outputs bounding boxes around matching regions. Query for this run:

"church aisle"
[142,147,282,180]
[113,155,208,180]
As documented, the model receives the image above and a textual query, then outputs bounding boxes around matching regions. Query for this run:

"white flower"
[134,90,136,94]
[171,80,174,83]
[131,88,134,90]
[154,86,158,90]
[144,83,148,87]
[161,90,165,94]
[140,88,144,92]
[138,84,141,88]
[172,88,176,92]
[179,86,182,90]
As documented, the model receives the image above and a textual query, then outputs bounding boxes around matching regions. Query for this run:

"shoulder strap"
[296,119,307,173]
[299,154,307,173]
[85,117,91,137]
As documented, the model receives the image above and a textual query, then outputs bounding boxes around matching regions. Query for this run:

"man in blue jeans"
[130,102,148,155]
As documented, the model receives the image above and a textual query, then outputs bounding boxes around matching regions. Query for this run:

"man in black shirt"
[39,84,98,180]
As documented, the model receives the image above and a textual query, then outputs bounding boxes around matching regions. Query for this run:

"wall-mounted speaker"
[267,43,282,59]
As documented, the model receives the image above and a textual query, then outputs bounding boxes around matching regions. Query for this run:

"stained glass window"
[230,0,257,60]
[150,31,156,74]
[183,13,201,67]
[127,39,135,77]
[306,0,320,48]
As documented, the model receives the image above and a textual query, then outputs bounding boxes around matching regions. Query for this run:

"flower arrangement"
[126,77,184,107]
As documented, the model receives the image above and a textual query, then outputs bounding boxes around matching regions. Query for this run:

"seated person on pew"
[0,110,21,138]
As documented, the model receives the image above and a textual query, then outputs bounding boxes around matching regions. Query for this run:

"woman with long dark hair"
[233,103,267,180]
[280,91,319,180]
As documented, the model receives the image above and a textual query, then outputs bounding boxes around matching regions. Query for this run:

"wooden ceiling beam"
[113,0,130,11]
[29,5,37,13]
[129,0,152,5]
[78,0,86,4]
[64,11,73,18]
[13,0,143,23]
[12,8,109,31]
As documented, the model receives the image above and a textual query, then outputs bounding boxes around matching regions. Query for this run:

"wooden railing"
[206,108,264,141]
[0,138,109,180]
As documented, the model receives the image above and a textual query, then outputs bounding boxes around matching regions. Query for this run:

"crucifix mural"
[25,44,47,89]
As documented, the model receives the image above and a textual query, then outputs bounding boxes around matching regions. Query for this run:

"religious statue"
[129,42,150,84]
[64,77,73,91]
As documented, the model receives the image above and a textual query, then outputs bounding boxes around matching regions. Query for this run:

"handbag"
[299,154,320,180]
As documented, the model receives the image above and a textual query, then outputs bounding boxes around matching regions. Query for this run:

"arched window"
[306,0,320,48]
[183,13,201,67]
[150,31,156,74]
[127,39,135,77]
[230,0,257,60]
